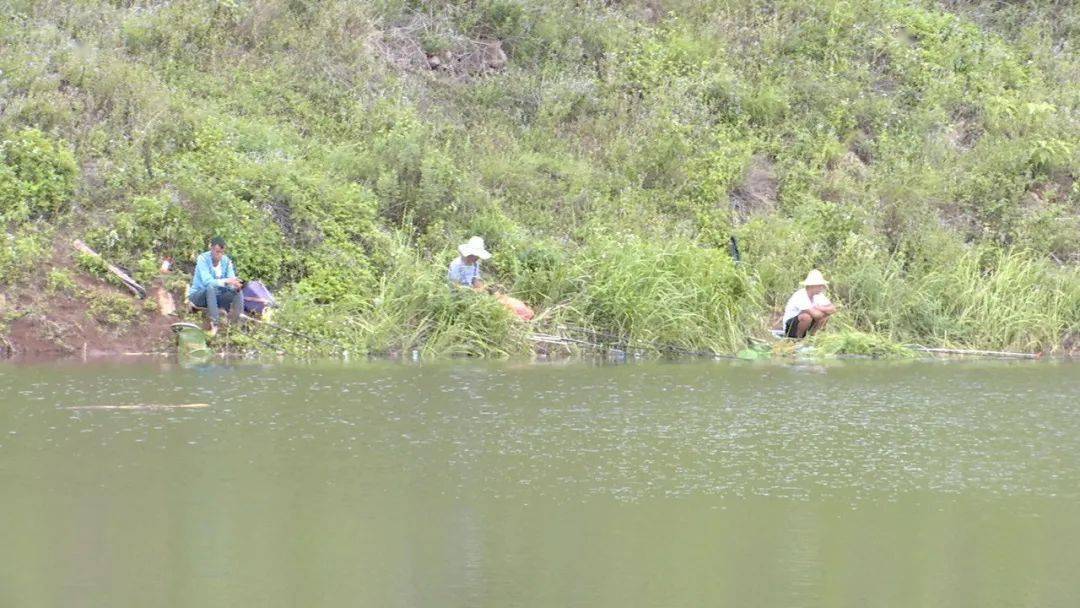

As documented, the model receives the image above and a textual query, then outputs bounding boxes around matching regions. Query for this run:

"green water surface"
[1,359,1077,607]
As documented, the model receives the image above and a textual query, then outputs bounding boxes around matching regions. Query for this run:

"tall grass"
[264,240,530,358]
[835,247,1079,352]
[552,236,763,354]
[257,235,763,358]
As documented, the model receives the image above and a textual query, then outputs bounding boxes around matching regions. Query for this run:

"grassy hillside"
[1,0,1077,357]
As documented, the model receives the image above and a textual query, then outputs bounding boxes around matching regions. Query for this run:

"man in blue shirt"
[446,235,535,321]
[188,236,244,335]
[447,236,490,289]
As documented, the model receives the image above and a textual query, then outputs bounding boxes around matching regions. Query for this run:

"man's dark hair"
[210,236,227,248]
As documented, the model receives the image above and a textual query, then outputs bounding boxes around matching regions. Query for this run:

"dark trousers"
[189,286,244,324]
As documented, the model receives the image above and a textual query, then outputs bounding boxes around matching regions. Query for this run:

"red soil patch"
[1,247,184,361]
[3,286,178,360]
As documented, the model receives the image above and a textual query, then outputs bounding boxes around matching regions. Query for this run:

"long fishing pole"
[240,328,292,357]
[555,324,739,359]
[552,324,654,353]
[241,314,349,357]
[906,345,1040,359]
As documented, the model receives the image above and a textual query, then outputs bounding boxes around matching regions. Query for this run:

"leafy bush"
[46,269,77,294]
[293,242,378,306]
[0,129,78,221]
[0,227,51,286]
[87,192,194,256]
[460,0,526,41]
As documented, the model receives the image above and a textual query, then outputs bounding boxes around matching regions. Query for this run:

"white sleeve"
[812,293,832,306]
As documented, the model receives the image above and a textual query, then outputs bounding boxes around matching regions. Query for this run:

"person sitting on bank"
[781,269,836,339]
[447,235,535,321]
[188,236,244,336]
[448,235,491,290]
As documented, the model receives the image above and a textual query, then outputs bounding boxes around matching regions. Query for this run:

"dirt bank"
[1,250,184,361]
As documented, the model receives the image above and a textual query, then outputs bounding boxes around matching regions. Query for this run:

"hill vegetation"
[1,0,1077,357]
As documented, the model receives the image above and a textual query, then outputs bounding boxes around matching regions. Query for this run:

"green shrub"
[46,269,77,294]
[0,227,51,286]
[87,192,195,256]
[461,0,526,41]
[294,242,378,306]
[0,129,78,221]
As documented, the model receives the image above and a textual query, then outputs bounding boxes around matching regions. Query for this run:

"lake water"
[1,359,1077,607]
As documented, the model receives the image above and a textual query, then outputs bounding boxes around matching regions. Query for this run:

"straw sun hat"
[801,269,829,286]
[458,236,491,260]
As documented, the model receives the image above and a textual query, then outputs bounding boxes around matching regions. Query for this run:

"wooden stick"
[911,346,1040,359]
[66,403,209,410]
[72,239,147,299]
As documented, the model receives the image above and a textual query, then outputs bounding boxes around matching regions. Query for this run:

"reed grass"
[834,248,1079,353]
[555,236,763,354]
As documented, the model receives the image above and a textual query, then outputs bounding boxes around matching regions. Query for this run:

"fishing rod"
[906,345,1040,359]
[239,328,293,357]
[551,324,651,353]
[554,324,739,359]
[241,314,350,357]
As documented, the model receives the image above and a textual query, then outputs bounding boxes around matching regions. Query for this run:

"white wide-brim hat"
[458,236,491,260]
[801,269,829,286]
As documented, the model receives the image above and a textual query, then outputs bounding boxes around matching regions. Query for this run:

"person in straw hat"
[781,269,836,338]
[448,235,491,289]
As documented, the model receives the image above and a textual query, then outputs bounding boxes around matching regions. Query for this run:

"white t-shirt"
[782,288,832,324]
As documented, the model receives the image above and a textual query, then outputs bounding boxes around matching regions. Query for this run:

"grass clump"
[541,235,763,355]
[87,292,139,328]
[263,240,530,359]
[834,246,1080,353]
[46,269,77,294]
[806,330,916,359]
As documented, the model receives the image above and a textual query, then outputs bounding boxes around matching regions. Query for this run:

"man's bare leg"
[801,309,825,337]
[808,311,831,335]
[795,312,814,338]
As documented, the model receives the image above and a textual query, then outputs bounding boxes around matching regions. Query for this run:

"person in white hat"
[448,236,491,289]
[447,236,536,321]
[781,269,836,338]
